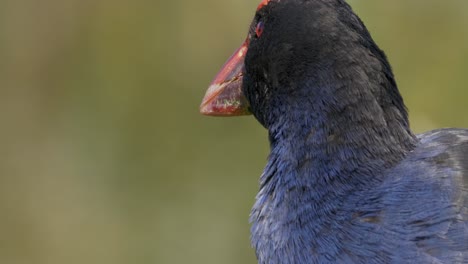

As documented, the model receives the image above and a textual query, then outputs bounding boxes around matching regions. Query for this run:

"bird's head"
[201,0,408,130]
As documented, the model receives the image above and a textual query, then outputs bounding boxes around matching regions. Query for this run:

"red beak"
[200,40,251,116]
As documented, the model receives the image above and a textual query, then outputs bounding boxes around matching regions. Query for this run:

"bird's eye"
[255,21,264,38]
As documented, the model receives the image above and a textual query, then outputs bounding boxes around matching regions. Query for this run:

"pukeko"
[200,0,468,263]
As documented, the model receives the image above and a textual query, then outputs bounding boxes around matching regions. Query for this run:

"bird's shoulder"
[408,128,468,191]
[387,128,468,190]
[374,128,468,262]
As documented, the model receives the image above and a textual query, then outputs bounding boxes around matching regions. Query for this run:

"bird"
[200,0,468,263]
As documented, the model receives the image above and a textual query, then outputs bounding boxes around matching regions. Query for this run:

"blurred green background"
[1,0,467,263]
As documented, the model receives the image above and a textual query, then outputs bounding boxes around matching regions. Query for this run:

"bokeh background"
[1,0,467,263]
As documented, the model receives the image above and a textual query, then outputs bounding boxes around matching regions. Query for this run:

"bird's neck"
[266,110,416,186]
[258,63,418,192]
[258,109,414,203]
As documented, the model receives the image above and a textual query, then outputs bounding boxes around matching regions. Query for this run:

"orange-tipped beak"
[200,40,251,116]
